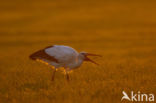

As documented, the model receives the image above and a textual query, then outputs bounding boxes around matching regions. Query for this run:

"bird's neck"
[70,57,84,69]
[76,58,84,67]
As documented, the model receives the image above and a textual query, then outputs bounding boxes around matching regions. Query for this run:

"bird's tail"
[29,52,37,60]
[29,50,43,60]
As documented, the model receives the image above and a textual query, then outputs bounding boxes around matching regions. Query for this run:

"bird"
[29,45,101,81]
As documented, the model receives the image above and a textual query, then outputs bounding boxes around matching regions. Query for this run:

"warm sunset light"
[0,0,155,103]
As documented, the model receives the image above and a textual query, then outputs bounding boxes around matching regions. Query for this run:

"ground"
[0,0,156,103]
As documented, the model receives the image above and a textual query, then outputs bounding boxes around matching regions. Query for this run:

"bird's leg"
[51,69,56,81]
[65,69,70,81]
[66,73,70,81]
[65,68,70,81]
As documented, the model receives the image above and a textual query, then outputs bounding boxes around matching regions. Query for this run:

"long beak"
[85,52,102,65]
[86,53,102,57]
[85,56,99,65]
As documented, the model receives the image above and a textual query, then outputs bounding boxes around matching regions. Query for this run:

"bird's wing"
[45,45,79,63]
[29,47,59,63]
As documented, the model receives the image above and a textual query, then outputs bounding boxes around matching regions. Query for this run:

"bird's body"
[45,45,82,69]
[30,45,101,81]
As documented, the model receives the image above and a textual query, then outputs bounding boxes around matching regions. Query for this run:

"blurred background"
[0,0,156,103]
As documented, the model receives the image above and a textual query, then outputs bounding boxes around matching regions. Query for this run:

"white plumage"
[30,45,101,81]
[45,45,78,68]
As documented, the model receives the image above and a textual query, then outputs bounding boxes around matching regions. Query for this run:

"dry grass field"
[0,0,156,103]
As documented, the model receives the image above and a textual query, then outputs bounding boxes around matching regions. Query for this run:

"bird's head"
[79,52,102,65]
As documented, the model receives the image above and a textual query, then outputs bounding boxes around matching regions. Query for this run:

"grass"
[0,0,156,103]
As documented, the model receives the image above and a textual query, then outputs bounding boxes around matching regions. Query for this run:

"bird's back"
[45,45,79,64]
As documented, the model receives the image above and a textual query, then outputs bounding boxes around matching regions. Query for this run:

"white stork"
[29,45,101,81]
